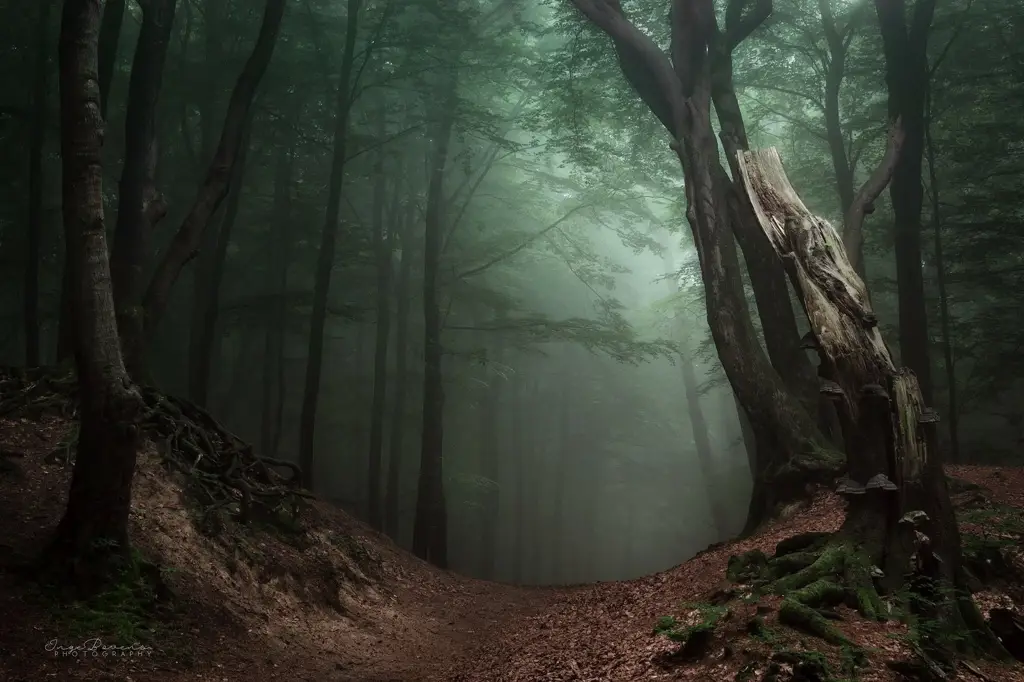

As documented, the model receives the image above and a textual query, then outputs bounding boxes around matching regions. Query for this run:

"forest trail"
[1,415,1022,682]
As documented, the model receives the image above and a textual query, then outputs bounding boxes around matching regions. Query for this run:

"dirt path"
[1,416,1022,682]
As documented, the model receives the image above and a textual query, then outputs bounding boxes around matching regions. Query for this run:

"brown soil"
[0,415,1021,682]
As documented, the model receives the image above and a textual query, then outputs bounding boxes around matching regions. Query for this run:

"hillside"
[1,414,1022,682]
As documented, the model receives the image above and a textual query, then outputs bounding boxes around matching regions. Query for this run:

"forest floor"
[0,414,1022,682]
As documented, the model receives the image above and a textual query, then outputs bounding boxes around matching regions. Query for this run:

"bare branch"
[842,118,904,274]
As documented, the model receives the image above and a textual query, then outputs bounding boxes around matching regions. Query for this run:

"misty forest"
[1,0,1023,679]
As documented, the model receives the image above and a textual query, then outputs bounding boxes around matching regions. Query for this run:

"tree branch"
[842,118,904,274]
[726,0,773,50]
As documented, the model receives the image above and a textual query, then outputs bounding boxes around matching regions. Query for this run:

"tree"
[564,0,837,528]
[874,0,936,404]
[737,145,1003,663]
[46,0,143,590]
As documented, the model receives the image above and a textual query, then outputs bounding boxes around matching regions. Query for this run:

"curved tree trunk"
[737,146,1003,661]
[48,0,143,592]
[567,0,839,530]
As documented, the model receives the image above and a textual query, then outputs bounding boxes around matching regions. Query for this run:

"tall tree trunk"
[190,120,252,407]
[366,146,393,529]
[97,0,125,118]
[384,201,415,541]
[297,0,362,491]
[262,141,294,458]
[412,77,458,567]
[47,0,143,591]
[109,0,177,377]
[25,0,52,367]
[476,317,504,579]
[924,88,959,463]
[187,0,227,402]
[141,0,285,349]
[874,0,935,404]
[567,0,837,533]
[509,365,525,584]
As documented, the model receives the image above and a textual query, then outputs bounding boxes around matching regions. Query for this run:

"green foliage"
[652,603,729,644]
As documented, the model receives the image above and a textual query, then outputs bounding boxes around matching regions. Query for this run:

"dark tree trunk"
[97,0,125,118]
[509,366,525,584]
[141,0,285,347]
[25,0,52,367]
[109,0,177,377]
[476,318,504,579]
[567,0,838,535]
[384,200,415,541]
[48,0,143,592]
[412,77,458,567]
[924,87,959,463]
[297,0,362,491]
[262,141,294,459]
[874,0,935,405]
[189,120,252,407]
[366,146,394,530]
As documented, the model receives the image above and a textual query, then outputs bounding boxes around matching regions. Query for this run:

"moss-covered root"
[779,599,850,646]
[769,543,886,621]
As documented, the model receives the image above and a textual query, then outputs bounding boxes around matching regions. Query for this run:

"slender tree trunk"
[25,0,52,367]
[476,317,504,579]
[47,0,143,592]
[190,120,252,407]
[384,201,415,541]
[412,76,458,567]
[510,366,525,584]
[874,0,936,404]
[366,147,393,529]
[262,141,294,458]
[141,0,285,347]
[297,0,362,491]
[109,0,177,377]
[97,0,125,118]
[550,372,570,582]
[924,89,959,463]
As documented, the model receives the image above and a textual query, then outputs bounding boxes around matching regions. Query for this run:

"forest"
[0,0,1023,680]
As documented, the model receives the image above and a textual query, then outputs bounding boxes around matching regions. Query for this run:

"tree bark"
[737,146,1003,661]
[566,0,838,529]
[189,119,252,408]
[384,199,416,541]
[873,0,935,405]
[25,0,52,367]
[110,0,177,376]
[366,143,393,529]
[261,140,294,459]
[47,0,143,592]
[297,0,362,491]
[412,76,458,567]
[141,0,285,347]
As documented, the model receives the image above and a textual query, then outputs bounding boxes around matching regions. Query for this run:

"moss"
[654,603,729,661]
[790,579,846,609]
[727,550,769,583]
[771,544,846,594]
[775,532,832,558]
[779,598,850,646]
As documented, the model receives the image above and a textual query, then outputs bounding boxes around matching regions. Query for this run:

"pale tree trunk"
[47,0,143,592]
[738,144,1004,662]
[412,75,458,567]
[297,0,362,491]
[476,315,504,579]
[509,366,525,584]
[566,0,838,532]
[25,0,52,367]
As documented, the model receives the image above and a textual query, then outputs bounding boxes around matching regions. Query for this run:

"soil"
[0,414,1022,682]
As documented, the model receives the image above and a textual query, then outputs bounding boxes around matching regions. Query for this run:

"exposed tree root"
[0,365,309,524]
